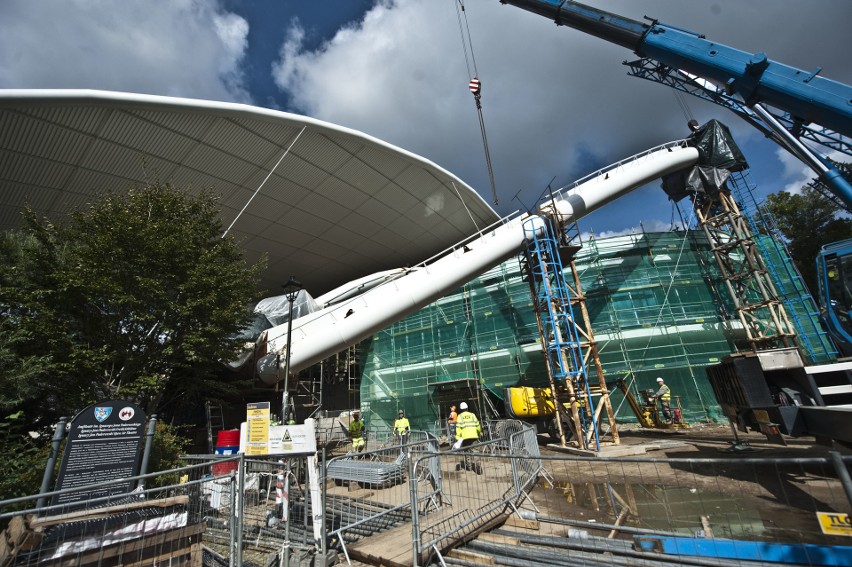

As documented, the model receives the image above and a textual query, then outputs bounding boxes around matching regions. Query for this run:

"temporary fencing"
[2,422,851,567]
[403,421,543,566]
[0,455,244,566]
[325,431,439,564]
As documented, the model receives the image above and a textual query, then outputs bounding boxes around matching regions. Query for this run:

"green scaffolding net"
[358,230,833,435]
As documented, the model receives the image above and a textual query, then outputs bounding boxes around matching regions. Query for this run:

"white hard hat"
[460,402,468,410]
[656,377,664,383]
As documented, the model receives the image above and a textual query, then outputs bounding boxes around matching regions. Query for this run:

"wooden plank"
[37,523,205,567]
[504,515,539,530]
[348,506,512,567]
[0,530,11,567]
[348,523,413,567]
[120,541,197,567]
[432,509,510,564]
[5,517,26,548]
[190,541,203,567]
[448,549,495,564]
[29,495,189,528]
[479,532,519,546]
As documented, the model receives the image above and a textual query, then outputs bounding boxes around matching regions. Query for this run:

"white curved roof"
[0,89,500,295]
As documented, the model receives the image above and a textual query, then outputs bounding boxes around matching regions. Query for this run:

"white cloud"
[0,0,251,102]
[776,147,848,195]
[776,149,815,194]
[271,0,851,231]
[0,0,847,235]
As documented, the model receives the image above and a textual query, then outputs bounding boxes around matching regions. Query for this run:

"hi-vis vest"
[456,411,481,440]
[349,419,364,438]
[394,417,410,435]
[657,384,671,401]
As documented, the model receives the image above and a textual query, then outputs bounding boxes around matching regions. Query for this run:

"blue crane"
[499,0,852,208]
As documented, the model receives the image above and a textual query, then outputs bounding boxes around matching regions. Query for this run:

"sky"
[1,0,849,238]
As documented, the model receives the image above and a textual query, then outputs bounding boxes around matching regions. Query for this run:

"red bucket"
[212,429,241,476]
[216,429,241,448]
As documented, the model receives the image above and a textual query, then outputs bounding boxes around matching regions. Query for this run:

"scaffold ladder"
[519,216,616,450]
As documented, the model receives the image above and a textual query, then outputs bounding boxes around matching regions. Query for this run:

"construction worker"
[454,402,482,474]
[348,410,366,453]
[652,377,672,423]
[447,404,458,442]
[393,409,410,449]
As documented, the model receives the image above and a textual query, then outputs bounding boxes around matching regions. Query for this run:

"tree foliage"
[0,182,266,431]
[764,173,852,295]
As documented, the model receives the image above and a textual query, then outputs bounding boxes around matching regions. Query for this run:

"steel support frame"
[694,190,798,353]
[625,58,851,159]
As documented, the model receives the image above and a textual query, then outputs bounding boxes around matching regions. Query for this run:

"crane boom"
[500,0,852,208]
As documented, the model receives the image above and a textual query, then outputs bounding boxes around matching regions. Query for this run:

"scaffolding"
[358,229,832,433]
[726,170,837,363]
[518,216,618,451]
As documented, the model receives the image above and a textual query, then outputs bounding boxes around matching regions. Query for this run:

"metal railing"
[324,431,440,564]
[409,421,541,566]
[2,422,850,567]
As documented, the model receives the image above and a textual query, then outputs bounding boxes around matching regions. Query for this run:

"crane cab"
[816,239,852,358]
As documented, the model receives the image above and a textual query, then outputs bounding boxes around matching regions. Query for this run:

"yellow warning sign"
[817,512,852,536]
[246,402,270,456]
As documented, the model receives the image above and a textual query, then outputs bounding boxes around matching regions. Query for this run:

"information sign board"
[51,400,146,505]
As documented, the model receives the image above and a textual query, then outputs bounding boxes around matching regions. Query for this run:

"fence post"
[284,458,291,567]
[229,470,237,567]
[409,454,420,567]
[237,454,245,567]
[36,416,67,512]
[320,448,327,561]
[830,451,852,508]
[136,414,157,490]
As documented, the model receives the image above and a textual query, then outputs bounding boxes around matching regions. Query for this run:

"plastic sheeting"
[253,290,319,327]
[225,290,320,371]
[661,119,748,202]
[662,166,732,202]
[689,119,748,172]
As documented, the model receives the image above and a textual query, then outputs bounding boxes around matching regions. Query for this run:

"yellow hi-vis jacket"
[656,384,671,401]
[349,419,364,438]
[455,411,481,440]
[394,417,410,435]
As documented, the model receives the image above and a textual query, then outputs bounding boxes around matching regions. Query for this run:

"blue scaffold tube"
[633,535,852,566]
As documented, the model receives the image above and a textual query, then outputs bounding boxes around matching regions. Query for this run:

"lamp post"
[281,275,303,424]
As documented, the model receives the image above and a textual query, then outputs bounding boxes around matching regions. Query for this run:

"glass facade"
[358,230,833,434]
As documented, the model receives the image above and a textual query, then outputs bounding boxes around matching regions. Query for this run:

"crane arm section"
[500,0,852,209]
[501,0,852,137]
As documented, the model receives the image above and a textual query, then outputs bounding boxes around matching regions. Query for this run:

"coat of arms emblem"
[94,407,113,422]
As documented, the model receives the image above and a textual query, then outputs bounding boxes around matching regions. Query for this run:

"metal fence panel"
[0,457,239,567]
[323,432,439,564]
[3,422,850,567]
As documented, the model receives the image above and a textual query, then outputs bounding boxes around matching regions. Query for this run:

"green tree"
[764,182,852,296]
[1,182,266,426]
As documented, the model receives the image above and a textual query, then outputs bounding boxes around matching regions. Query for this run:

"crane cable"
[454,0,499,206]
[673,89,695,124]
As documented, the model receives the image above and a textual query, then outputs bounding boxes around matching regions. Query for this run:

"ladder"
[519,216,617,450]
[205,400,225,454]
